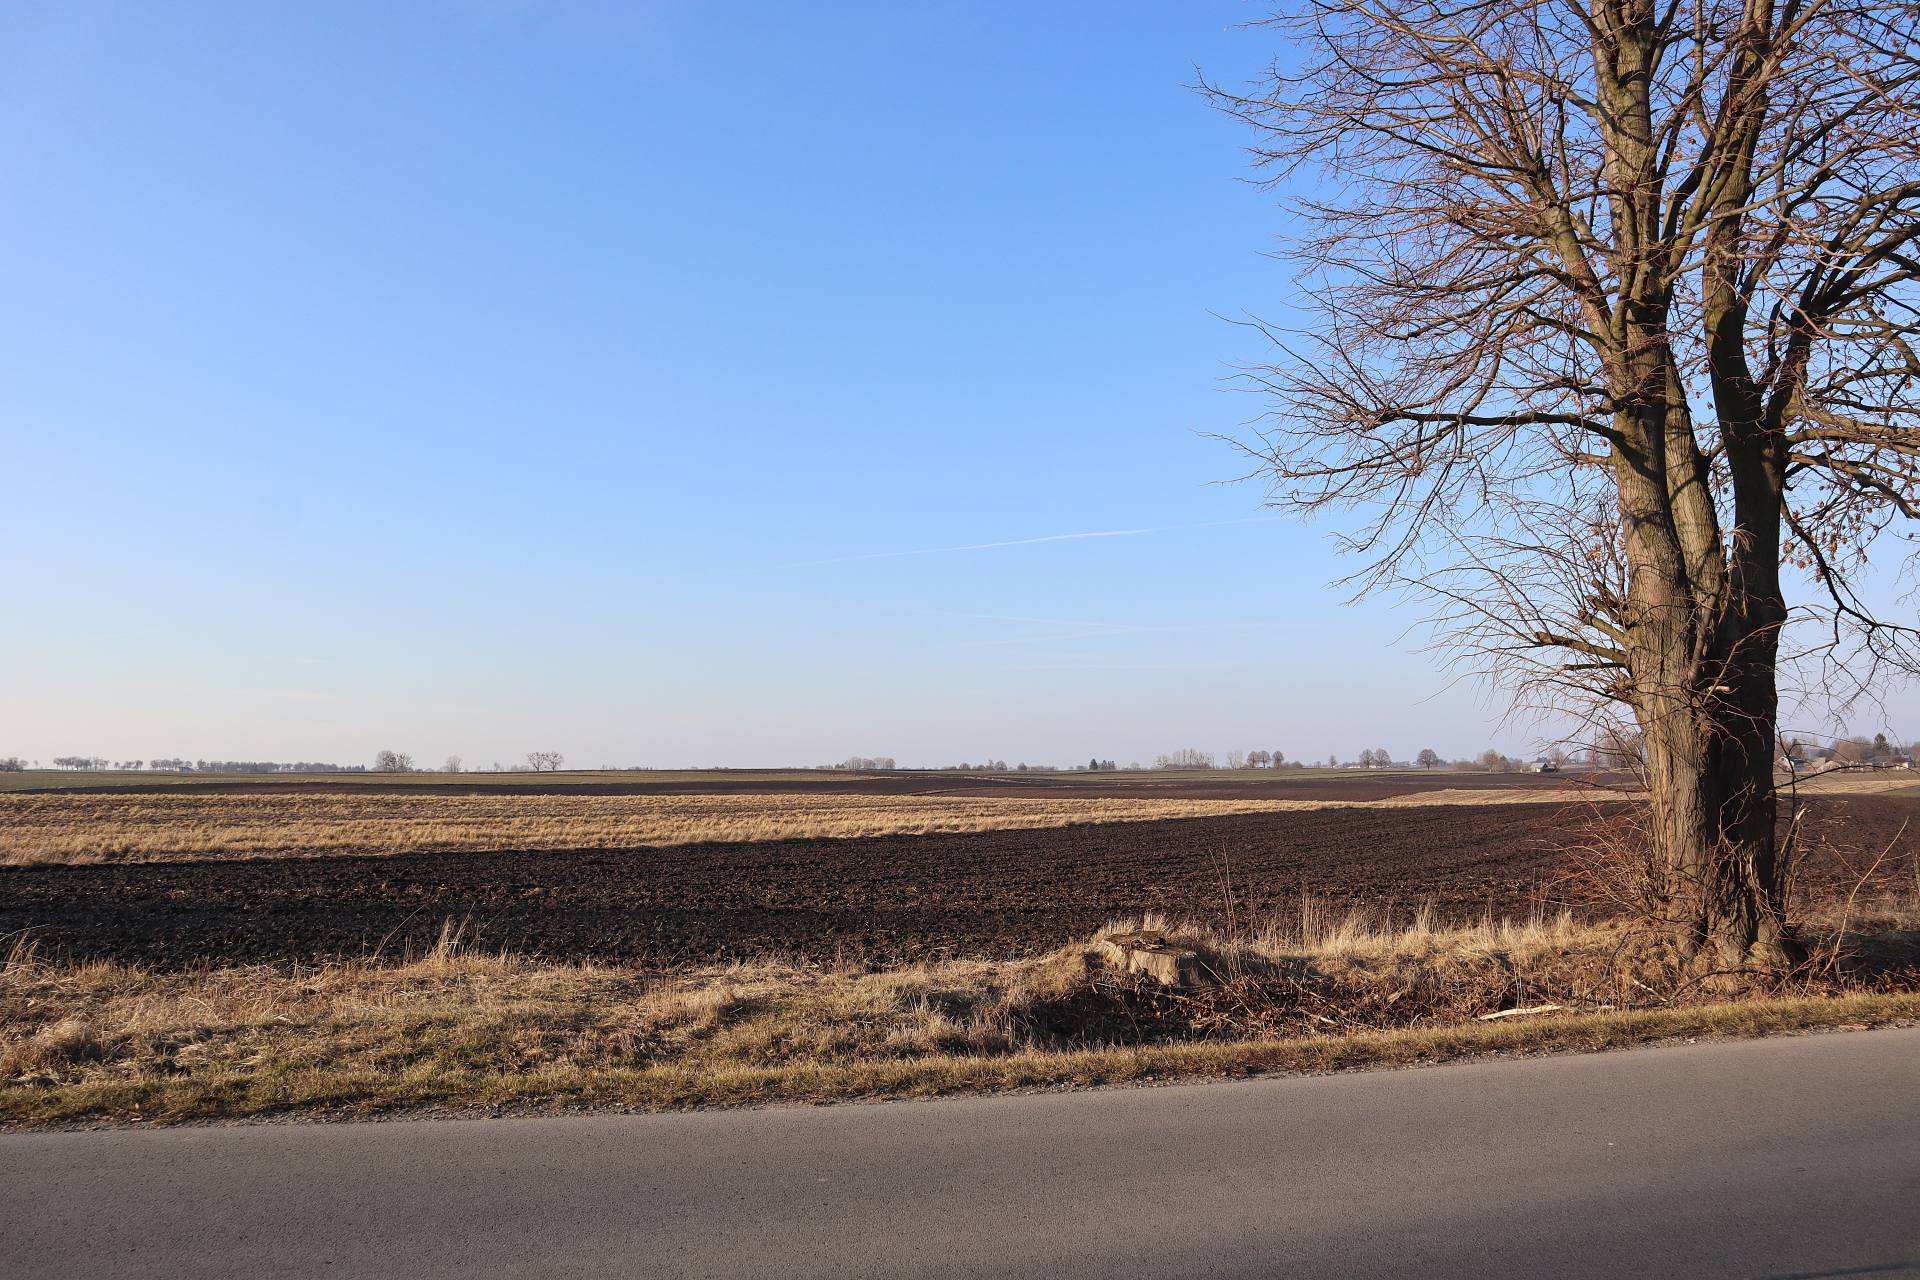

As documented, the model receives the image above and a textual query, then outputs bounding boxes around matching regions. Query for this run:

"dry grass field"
[5,899,1914,1126]
[0,786,1604,866]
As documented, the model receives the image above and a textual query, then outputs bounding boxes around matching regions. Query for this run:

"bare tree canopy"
[1154,748,1217,769]
[1206,0,1920,966]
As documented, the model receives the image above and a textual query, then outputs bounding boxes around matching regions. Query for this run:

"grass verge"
[5,989,1915,1129]
[4,910,1915,1128]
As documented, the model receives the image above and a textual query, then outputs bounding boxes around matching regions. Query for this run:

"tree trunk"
[1636,638,1799,971]
[1614,379,1798,972]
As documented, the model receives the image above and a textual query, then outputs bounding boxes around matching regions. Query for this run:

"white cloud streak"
[795,515,1282,566]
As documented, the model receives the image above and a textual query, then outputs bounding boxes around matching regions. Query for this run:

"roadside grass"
[0,788,1609,866]
[5,905,1914,1128]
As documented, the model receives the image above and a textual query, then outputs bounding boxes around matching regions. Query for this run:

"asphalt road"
[4,1029,1916,1279]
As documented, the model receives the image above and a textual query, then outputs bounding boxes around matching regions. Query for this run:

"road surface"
[3,1028,1916,1278]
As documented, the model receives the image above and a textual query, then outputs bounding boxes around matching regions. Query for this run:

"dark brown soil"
[8,768,1606,803]
[4,794,1909,972]
[2,804,1605,970]
[1792,796,1920,898]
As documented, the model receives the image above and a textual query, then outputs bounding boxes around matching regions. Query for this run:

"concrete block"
[1096,929,1204,988]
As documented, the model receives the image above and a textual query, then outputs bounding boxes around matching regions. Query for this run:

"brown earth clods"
[4,761,1911,968]
[4,791,1913,971]
[2,766,1602,802]
[0,804,1602,969]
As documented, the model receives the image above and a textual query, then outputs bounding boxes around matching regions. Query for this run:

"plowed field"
[1,791,1910,970]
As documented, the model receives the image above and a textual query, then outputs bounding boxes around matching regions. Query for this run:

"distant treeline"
[18,758,368,774]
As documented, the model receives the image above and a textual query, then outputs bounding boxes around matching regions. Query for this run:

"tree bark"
[1631,568,1798,970]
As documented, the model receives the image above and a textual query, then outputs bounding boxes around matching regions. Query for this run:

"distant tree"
[1154,748,1216,770]
[1271,750,1285,767]
[373,750,414,773]
[525,751,565,773]
[0,757,25,772]
[1416,748,1440,770]
[1477,749,1508,773]
[443,755,463,774]
[1226,750,1247,769]
[1830,736,1870,764]
[1592,727,1647,773]
[1247,749,1271,768]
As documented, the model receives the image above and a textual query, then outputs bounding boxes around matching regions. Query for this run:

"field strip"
[0,788,1632,865]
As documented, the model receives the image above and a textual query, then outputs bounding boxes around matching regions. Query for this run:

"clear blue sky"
[3,1,1912,768]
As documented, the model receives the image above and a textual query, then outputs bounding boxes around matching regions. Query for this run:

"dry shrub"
[1552,776,1920,987]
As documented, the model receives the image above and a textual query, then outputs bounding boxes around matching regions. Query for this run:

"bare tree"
[373,750,413,773]
[1417,748,1441,769]
[525,751,565,773]
[1206,0,1920,967]
[1595,724,1649,772]
[443,755,463,774]
[1830,735,1873,764]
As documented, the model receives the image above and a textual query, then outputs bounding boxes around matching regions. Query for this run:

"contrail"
[795,515,1281,566]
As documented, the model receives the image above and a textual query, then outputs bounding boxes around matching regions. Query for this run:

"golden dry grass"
[0,787,1605,865]
[5,904,1913,1127]
[1784,770,1920,795]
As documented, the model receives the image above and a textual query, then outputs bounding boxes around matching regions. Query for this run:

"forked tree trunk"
[1614,372,1798,971]
[1633,605,1799,970]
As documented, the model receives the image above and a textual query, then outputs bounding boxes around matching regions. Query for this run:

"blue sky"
[3,1,1913,768]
